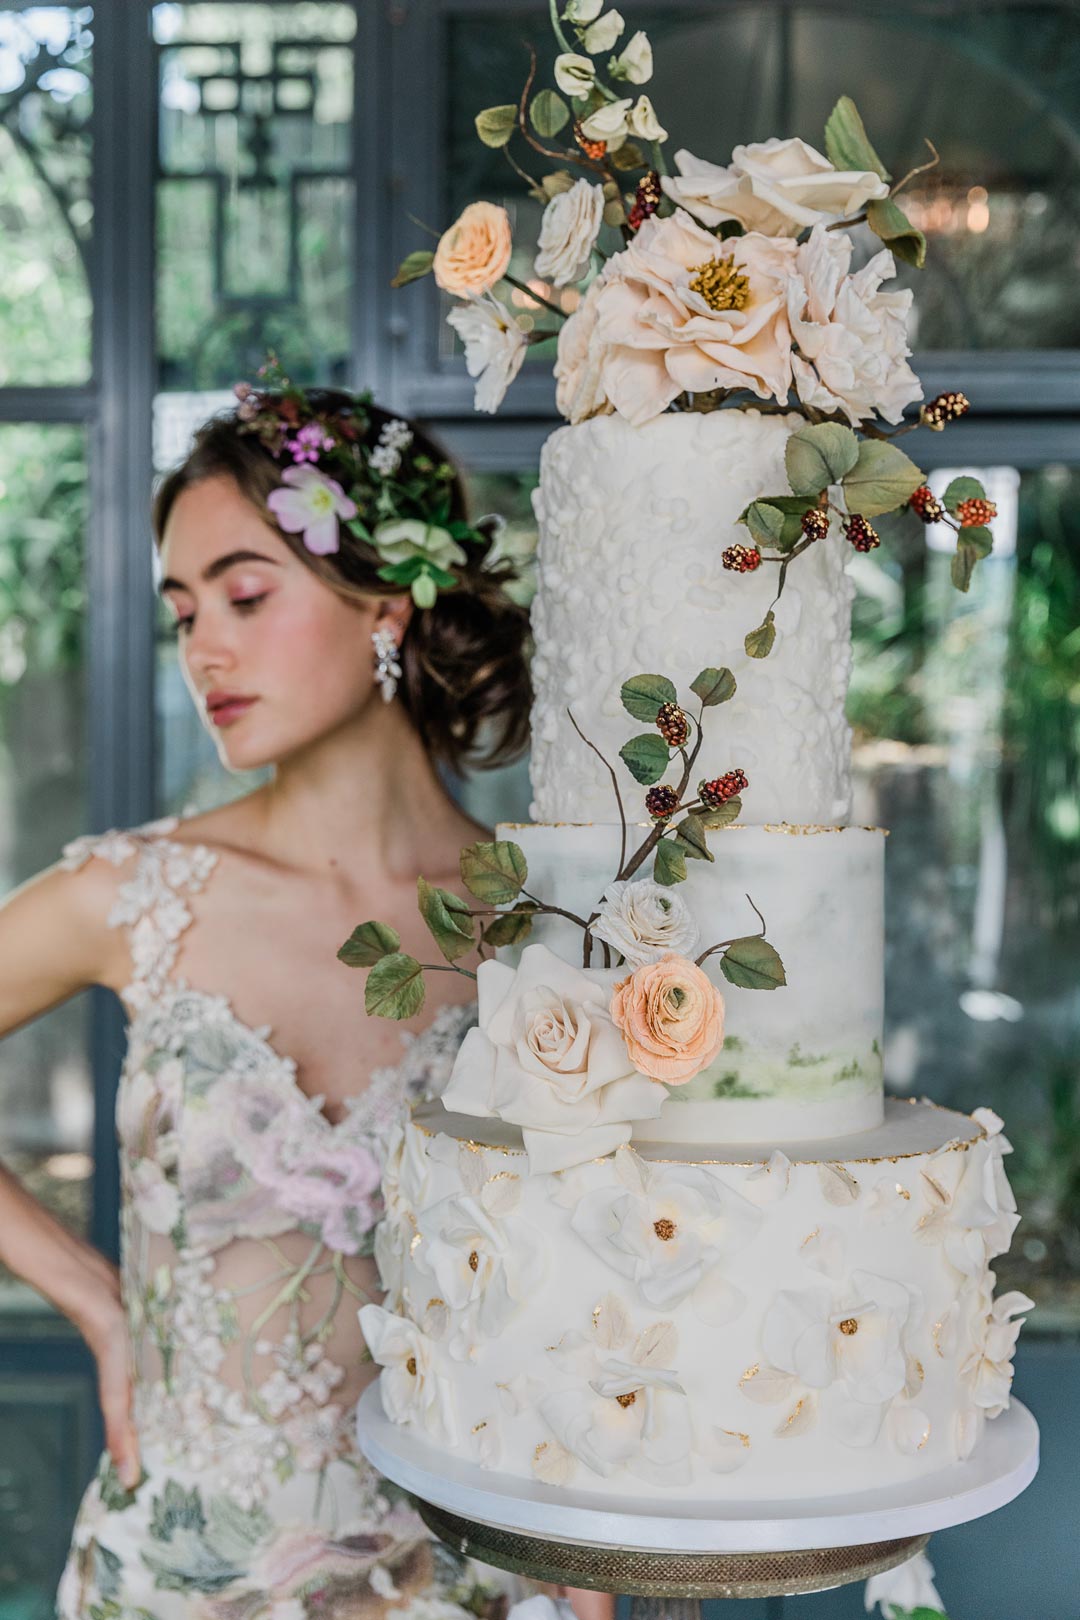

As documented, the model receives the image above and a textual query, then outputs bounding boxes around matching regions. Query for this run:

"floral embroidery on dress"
[55,816,488,1620]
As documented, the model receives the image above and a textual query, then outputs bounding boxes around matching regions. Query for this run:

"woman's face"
[159,472,405,771]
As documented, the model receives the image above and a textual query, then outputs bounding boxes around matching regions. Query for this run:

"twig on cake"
[694,895,767,965]
[567,707,628,874]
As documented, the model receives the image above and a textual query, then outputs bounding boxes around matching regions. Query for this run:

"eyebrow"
[157,549,283,597]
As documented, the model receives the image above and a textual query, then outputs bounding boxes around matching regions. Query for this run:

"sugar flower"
[432,201,513,297]
[610,30,653,84]
[266,464,357,556]
[554,273,612,423]
[446,297,528,415]
[592,878,700,967]
[864,1548,945,1616]
[579,97,633,146]
[358,1304,455,1443]
[582,9,624,53]
[554,52,596,96]
[372,518,467,573]
[628,94,666,143]
[660,138,890,238]
[441,942,663,1173]
[535,179,605,288]
[610,952,725,1084]
[563,0,603,20]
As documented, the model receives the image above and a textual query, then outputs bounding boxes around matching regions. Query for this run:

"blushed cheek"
[271,595,374,707]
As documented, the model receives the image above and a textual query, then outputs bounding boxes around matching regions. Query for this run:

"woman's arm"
[0,855,141,1484]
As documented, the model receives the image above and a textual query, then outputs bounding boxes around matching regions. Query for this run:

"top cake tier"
[529,409,855,827]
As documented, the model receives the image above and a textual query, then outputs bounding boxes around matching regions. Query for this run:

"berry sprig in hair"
[232,353,497,608]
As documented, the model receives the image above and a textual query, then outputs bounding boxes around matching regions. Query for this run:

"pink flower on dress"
[266,464,357,555]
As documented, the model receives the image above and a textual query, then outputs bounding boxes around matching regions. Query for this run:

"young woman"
[0,375,603,1619]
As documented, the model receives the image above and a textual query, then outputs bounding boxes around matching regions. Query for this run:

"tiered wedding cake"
[356,6,1028,1509]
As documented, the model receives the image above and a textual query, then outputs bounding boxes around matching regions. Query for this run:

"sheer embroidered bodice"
[55,814,485,1620]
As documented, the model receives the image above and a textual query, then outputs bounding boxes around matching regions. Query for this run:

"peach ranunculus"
[610,952,725,1085]
[579,208,797,426]
[432,201,513,297]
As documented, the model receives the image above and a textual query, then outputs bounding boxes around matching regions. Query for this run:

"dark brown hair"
[152,390,532,775]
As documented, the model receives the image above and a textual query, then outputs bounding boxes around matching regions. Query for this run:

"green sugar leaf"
[866,196,926,269]
[390,250,435,289]
[691,667,736,707]
[365,953,427,1020]
[530,89,570,137]
[337,919,401,968]
[698,794,742,828]
[784,422,860,497]
[619,733,673,785]
[823,95,891,181]
[417,877,475,963]
[942,474,987,514]
[745,613,776,659]
[460,840,528,905]
[841,439,924,517]
[620,673,678,721]
[675,813,714,862]
[653,838,687,886]
[719,936,787,990]
[475,104,517,148]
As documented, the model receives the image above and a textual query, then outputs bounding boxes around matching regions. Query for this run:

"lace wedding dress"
[54,815,490,1620]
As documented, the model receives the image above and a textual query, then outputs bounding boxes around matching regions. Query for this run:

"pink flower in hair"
[267,464,357,555]
[285,421,337,463]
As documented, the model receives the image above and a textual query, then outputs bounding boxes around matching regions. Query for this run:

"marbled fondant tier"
[365,1101,1026,1504]
[498,820,884,1143]
[528,410,855,827]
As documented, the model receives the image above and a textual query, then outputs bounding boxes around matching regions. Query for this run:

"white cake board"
[356,1383,1038,1554]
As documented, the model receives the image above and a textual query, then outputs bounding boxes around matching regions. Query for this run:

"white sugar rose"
[588,209,796,425]
[446,297,528,414]
[440,942,663,1173]
[787,225,922,427]
[591,878,699,966]
[554,273,612,423]
[660,137,889,237]
[554,52,595,96]
[610,30,652,84]
[535,179,605,288]
[864,1549,944,1617]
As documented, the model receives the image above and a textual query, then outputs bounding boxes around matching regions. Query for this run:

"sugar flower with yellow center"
[266,464,358,556]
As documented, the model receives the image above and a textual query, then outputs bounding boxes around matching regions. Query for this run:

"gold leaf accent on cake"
[471,1421,488,1433]
[904,1356,926,1398]
[775,1396,816,1437]
[739,1363,760,1386]
[896,1183,912,1200]
[533,1440,575,1485]
[721,1428,751,1448]
[409,1233,423,1253]
[800,1227,821,1249]
[739,1364,797,1404]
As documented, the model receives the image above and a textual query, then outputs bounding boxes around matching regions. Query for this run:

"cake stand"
[356,1384,1037,1606]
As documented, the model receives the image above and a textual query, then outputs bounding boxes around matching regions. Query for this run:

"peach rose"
[610,952,724,1085]
[433,201,513,297]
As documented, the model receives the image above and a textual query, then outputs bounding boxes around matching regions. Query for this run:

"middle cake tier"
[499,820,885,1144]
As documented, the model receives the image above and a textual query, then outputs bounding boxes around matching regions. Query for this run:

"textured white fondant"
[528,410,855,827]
[498,821,884,1141]
[378,1101,1023,1503]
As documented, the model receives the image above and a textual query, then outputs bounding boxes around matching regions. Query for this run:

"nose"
[182,606,239,684]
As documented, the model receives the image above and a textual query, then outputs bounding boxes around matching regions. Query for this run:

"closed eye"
[170,594,269,636]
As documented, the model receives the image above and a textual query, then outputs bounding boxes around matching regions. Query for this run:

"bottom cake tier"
[362,1099,1030,1504]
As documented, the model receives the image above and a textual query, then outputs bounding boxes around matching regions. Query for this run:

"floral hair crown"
[232,353,497,608]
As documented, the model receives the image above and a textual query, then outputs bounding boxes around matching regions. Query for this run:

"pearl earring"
[372,626,402,703]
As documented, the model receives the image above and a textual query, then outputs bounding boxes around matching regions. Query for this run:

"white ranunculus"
[440,942,663,1173]
[627,94,666,143]
[359,1304,455,1442]
[610,30,652,83]
[582,9,624,53]
[592,878,700,966]
[554,273,612,423]
[787,226,922,427]
[535,179,605,288]
[564,0,603,20]
[864,1549,944,1616]
[445,297,528,414]
[660,137,889,237]
[570,1146,760,1320]
[761,1271,917,1446]
[579,97,633,145]
[554,52,596,96]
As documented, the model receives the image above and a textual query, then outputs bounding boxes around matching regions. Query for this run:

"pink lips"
[209,698,256,727]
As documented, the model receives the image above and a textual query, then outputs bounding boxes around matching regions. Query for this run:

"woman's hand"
[84,1301,141,1490]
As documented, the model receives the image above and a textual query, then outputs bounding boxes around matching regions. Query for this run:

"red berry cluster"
[956,497,997,529]
[628,169,662,232]
[698,769,748,809]
[645,784,680,821]
[722,543,762,573]
[908,484,945,524]
[920,391,970,429]
[656,701,689,747]
[843,514,880,553]
[800,508,830,541]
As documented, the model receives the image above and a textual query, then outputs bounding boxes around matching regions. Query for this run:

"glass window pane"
[443,3,1080,354]
[154,2,357,389]
[0,7,93,386]
[0,423,91,1302]
[850,462,1080,1320]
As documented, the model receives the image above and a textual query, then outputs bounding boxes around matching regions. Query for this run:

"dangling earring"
[372,626,402,703]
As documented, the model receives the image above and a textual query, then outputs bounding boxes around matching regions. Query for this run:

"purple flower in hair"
[285,421,337,463]
[267,465,358,556]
